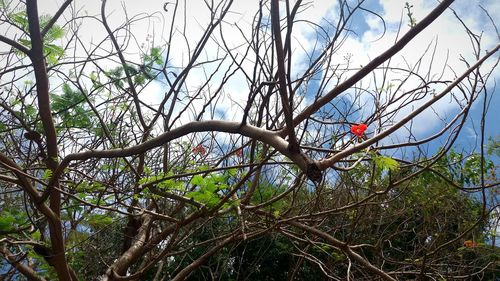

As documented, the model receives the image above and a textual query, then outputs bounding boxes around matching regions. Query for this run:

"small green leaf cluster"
[9,10,66,65]
[143,46,165,66]
[85,213,114,228]
[187,174,230,208]
[101,46,164,89]
[139,171,185,191]
[345,153,400,189]
[373,154,400,172]
[446,150,495,186]
[74,181,106,193]
[50,84,94,130]
[0,208,27,235]
[487,136,500,157]
[140,46,165,82]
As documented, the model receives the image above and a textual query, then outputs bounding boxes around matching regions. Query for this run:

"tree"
[0,0,499,280]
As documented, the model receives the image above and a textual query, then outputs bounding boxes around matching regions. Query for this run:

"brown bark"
[26,1,74,280]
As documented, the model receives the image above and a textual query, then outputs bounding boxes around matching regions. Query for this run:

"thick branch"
[271,0,299,152]
[27,0,59,168]
[26,1,71,280]
[0,35,31,55]
[56,121,319,181]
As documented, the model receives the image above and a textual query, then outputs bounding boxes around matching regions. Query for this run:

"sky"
[0,0,498,154]
[42,1,499,142]
[0,0,497,157]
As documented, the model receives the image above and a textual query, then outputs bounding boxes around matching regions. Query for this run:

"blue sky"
[3,0,495,162]
[287,0,499,155]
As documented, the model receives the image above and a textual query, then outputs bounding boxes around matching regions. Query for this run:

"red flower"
[463,240,478,248]
[351,123,367,138]
[192,144,207,155]
[233,148,243,157]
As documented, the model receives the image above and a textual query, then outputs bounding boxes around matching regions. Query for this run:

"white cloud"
[1,0,497,143]
[314,0,499,141]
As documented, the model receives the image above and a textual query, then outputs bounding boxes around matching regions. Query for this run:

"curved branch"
[55,121,321,181]
[100,0,148,129]
[0,152,58,222]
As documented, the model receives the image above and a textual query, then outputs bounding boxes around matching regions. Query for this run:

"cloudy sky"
[3,0,499,149]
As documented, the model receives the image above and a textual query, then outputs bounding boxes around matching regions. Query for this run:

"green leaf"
[151,47,164,65]
[52,84,85,111]
[24,105,37,118]
[0,209,26,234]
[487,137,500,157]
[11,11,28,29]
[44,25,65,42]
[42,169,53,180]
[187,190,220,208]
[124,64,138,75]
[32,230,42,241]
[75,181,105,192]
[45,43,65,65]
[273,210,280,218]
[373,155,399,172]
[187,174,225,208]
[190,175,205,186]
[134,74,146,85]
[0,214,16,233]
[107,66,123,78]
[86,214,113,228]
[158,179,184,191]
[51,84,95,129]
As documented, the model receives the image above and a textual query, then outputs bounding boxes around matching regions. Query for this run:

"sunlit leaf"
[373,155,399,172]
[86,214,113,228]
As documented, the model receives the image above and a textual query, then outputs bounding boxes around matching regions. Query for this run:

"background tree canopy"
[0,0,499,280]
